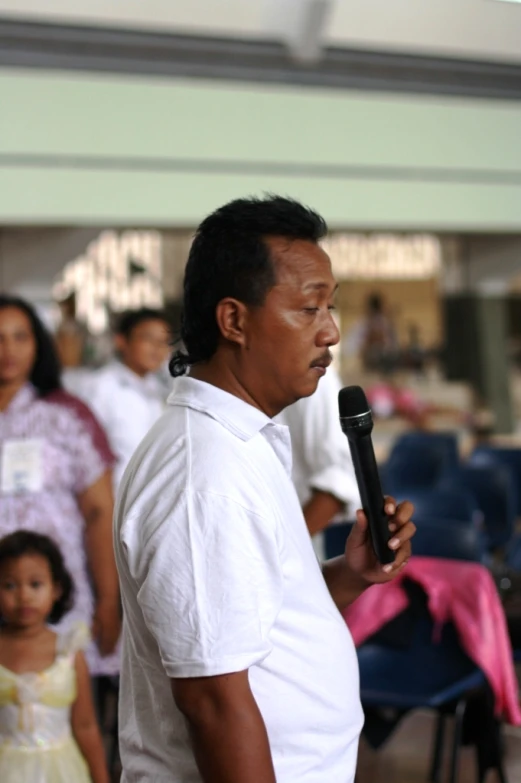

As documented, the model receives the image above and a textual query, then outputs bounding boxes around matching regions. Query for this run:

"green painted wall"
[1,67,520,229]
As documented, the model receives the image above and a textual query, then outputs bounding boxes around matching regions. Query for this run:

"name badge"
[1,439,44,494]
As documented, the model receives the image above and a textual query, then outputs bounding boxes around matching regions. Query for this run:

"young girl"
[0,530,109,783]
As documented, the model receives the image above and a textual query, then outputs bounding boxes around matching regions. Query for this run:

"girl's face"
[0,307,37,387]
[0,554,61,630]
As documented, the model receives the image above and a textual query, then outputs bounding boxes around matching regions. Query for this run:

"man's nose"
[318,310,340,347]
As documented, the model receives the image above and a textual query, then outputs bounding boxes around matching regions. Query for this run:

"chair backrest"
[357,587,478,703]
[397,487,479,525]
[442,463,517,550]
[382,431,459,493]
[397,431,460,465]
[410,518,483,562]
[469,447,521,516]
[324,517,482,563]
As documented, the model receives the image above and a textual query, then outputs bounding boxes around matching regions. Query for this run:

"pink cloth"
[0,384,118,675]
[343,556,521,725]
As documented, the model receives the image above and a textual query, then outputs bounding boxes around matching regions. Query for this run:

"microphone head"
[338,385,370,419]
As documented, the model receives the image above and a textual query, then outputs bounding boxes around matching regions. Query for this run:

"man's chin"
[297,374,322,400]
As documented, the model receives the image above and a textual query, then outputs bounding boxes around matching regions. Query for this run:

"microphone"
[338,385,394,565]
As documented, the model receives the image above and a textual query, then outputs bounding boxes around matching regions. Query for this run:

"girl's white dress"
[0,623,92,783]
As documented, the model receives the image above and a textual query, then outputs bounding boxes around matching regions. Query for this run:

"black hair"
[169,195,328,377]
[0,531,74,624]
[0,294,62,396]
[116,307,170,338]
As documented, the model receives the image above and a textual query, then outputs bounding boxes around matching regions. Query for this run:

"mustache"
[310,351,333,368]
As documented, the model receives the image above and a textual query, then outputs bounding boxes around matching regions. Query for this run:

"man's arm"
[171,670,276,783]
[322,555,369,611]
[302,489,345,536]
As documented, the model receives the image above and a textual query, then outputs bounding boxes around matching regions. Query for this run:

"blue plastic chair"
[469,447,521,516]
[393,487,480,526]
[411,518,484,562]
[507,536,521,572]
[382,431,460,494]
[324,515,483,563]
[358,610,503,783]
[441,464,517,551]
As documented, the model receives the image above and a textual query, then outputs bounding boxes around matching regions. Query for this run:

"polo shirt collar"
[167,376,274,442]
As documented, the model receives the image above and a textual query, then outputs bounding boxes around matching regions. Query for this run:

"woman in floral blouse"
[0,294,120,676]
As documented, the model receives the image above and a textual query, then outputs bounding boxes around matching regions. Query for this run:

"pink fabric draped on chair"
[344,556,521,725]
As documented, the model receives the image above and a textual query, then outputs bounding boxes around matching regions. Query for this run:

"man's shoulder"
[118,404,277,521]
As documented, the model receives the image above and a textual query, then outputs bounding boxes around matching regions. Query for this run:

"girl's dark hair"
[0,295,62,396]
[169,195,328,377]
[0,531,74,624]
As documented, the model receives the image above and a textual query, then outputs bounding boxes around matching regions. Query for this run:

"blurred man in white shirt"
[89,308,171,489]
[277,365,361,558]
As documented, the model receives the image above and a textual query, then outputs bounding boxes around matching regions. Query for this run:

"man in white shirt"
[114,196,415,783]
[88,308,171,488]
[276,365,361,557]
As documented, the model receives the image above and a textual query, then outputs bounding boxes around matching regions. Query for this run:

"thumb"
[349,509,370,545]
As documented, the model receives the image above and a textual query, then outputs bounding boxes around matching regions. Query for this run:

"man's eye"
[303,308,319,313]
[328,305,337,312]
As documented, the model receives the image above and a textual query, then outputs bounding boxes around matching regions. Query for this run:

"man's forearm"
[302,490,345,536]
[186,701,276,783]
[322,556,369,611]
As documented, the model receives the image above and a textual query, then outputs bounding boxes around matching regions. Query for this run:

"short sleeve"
[47,391,115,494]
[127,489,284,678]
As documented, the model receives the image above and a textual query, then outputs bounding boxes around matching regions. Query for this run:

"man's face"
[243,237,339,415]
[117,318,171,377]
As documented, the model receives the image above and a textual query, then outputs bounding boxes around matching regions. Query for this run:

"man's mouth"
[310,353,332,370]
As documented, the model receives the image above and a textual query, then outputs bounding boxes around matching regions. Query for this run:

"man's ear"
[114,334,127,354]
[215,298,250,347]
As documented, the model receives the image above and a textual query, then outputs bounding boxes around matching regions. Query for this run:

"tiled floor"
[357,710,521,782]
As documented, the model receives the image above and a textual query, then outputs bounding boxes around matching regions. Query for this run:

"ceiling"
[0,0,520,65]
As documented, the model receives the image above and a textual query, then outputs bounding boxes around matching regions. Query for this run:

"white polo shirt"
[114,376,363,783]
[276,368,360,512]
[88,361,166,489]
[276,368,361,559]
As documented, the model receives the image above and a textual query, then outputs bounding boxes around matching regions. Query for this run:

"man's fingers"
[388,519,416,549]
[392,539,413,570]
[392,500,415,527]
[384,495,397,516]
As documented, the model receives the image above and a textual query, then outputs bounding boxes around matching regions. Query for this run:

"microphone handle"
[347,434,394,565]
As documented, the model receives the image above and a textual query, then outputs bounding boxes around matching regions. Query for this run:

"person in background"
[0,294,120,678]
[87,308,171,490]
[276,364,360,557]
[345,292,398,375]
[55,293,90,371]
[0,531,109,783]
[114,196,415,783]
[402,322,426,375]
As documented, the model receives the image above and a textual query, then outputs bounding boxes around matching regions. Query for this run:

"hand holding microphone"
[338,385,415,579]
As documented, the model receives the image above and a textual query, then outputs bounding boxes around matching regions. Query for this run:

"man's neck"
[189,361,276,417]
[0,380,26,412]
